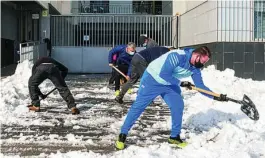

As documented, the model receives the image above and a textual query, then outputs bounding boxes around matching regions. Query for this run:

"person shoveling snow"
[27,57,80,115]
[115,46,259,150]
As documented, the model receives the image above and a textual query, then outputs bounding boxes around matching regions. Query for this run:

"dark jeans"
[28,64,76,109]
[117,54,148,99]
[114,64,129,91]
[109,68,116,84]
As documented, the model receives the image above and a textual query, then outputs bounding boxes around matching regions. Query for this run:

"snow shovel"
[39,88,57,101]
[27,88,57,108]
[191,86,259,121]
[111,65,128,80]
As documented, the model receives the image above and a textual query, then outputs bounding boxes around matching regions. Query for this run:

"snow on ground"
[1,61,265,158]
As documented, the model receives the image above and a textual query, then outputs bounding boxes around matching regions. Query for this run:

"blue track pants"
[120,71,184,137]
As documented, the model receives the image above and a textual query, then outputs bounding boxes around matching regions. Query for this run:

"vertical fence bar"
[123,16,125,44]
[53,16,55,46]
[148,17,151,40]
[261,2,263,41]
[73,17,76,46]
[152,17,154,45]
[241,1,244,42]
[92,17,94,47]
[98,17,100,47]
[224,1,226,42]
[66,17,70,46]
[163,17,166,46]
[233,1,235,42]
[85,17,87,47]
[154,17,156,44]
[79,16,81,46]
[113,16,115,47]
[169,17,172,46]
[104,16,105,46]
[145,16,148,38]
[60,16,63,46]
[56,17,59,46]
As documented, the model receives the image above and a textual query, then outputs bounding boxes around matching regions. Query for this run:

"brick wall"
[182,42,265,81]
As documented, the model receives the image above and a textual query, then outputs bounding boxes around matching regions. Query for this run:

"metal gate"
[50,15,178,73]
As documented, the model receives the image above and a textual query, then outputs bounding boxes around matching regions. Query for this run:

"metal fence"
[218,0,265,42]
[19,41,47,63]
[178,0,264,47]
[51,15,177,47]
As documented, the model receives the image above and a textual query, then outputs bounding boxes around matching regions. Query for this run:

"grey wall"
[1,3,18,40]
[183,42,265,81]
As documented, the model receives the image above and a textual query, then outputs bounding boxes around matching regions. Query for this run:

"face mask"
[142,43,147,47]
[194,60,204,68]
[193,55,206,69]
[128,51,135,55]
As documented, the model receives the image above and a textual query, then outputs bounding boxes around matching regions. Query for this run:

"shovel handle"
[38,88,57,101]
[191,86,220,97]
[111,65,128,80]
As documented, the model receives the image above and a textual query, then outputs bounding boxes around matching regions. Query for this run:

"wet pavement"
[1,74,174,156]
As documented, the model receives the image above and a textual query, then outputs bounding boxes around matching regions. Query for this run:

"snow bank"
[0,60,55,126]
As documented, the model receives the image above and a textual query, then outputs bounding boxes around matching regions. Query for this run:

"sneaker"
[115,133,127,150]
[28,104,40,112]
[71,107,80,115]
[128,88,133,94]
[115,97,124,104]
[168,135,188,148]
[115,90,120,96]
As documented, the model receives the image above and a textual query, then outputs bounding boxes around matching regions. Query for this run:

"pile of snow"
[1,61,265,158]
[0,60,55,126]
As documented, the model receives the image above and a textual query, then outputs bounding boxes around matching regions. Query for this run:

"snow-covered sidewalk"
[1,61,265,158]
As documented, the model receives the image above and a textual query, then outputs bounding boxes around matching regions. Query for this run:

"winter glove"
[213,94,228,102]
[180,81,195,90]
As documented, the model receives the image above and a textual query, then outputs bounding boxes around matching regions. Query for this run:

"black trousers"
[114,64,129,91]
[28,64,76,109]
[109,68,116,84]
[117,54,148,99]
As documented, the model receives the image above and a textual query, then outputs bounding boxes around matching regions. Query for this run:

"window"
[79,0,109,13]
[254,1,265,39]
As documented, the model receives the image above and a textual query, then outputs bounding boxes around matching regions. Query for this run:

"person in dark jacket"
[108,42,136,96]
[139,34,158,48]
[28,57,80,115]
[115,46,176,103]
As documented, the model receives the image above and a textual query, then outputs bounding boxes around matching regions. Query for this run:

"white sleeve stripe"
[172,54,179,65]
[169,57,174,66]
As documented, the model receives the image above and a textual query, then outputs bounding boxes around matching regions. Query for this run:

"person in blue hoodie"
[108,42,136,96]
[115,46,176,104]
[115,46,229,150]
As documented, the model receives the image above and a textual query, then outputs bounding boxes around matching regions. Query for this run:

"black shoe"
[118,133,127,143]
[115,97,124,104]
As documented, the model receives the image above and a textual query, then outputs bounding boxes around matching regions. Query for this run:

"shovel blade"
[240,95,259,121]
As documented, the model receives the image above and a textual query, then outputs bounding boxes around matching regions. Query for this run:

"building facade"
[174,0,265,80]
[1,1,71,67]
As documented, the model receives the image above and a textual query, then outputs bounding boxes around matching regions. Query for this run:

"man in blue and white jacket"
[115,46,228,150]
